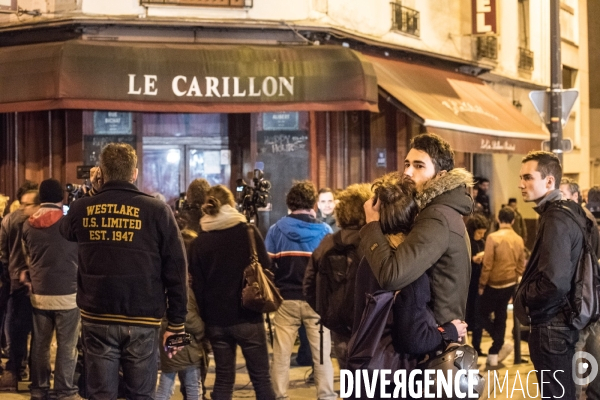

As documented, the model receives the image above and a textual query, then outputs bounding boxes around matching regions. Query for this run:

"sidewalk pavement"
[0,310,549,399]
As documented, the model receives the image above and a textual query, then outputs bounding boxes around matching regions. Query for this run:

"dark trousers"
[476,285,515,354]
[5,286,33,373]
[206,322,275,400]
[81,321,159,400]
[529,320,578,399]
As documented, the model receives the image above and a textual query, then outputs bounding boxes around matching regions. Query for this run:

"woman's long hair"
[371,172,418,235]
[201,185,235,216]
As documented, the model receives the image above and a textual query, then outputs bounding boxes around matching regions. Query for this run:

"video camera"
[65,165,94,206]
[236,169,271,223]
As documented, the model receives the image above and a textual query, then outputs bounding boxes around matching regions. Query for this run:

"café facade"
[0,22,547,225]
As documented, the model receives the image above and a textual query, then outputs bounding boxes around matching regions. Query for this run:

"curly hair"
[371,172,418,235]
[334,183,373,229]
[187,178,210,207]
[286,181,317,211]
[201,185,235,216]
[466,213,489,238]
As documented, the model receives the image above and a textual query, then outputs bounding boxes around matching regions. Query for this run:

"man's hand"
[19,270,32,295]
[90,166,104,192]
[364,196,380,224]
[163,331,184,359]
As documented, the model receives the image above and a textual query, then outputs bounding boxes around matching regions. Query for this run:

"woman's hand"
[451,319,468,341]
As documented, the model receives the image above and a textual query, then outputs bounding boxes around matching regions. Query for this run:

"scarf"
[200,205,247,232]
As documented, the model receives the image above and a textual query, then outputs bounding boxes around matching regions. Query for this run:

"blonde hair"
[201,185,235,216]
[0,195,9,216]
[334,184,372,229]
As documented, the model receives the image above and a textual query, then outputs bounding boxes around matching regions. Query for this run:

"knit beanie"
[39,179,64,203]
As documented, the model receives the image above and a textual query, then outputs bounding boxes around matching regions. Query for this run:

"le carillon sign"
[0,40,378,113]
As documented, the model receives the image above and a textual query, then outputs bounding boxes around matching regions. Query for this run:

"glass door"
[142,146,184,205]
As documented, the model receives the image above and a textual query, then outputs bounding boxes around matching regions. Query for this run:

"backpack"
[315,231,361,337]
[556,203,600,330]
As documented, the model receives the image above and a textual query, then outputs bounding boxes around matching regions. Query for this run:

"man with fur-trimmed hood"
[361,133,473,328]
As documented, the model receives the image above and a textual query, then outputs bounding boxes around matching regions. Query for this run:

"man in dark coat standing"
[514,151,592,399]
[60,143,188,399]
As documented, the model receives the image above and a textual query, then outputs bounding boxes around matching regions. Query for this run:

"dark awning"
[0,40,379,113]
[365,55,548,154]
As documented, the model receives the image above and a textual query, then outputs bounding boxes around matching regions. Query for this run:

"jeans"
[155,366,201,400]
[477,285,515,354]
[529,320,578,399]
[575,320,600,399]
[5,286,33,373]
[31,307,80,399]
[82,321,160,400]
[271,300,336,400]
[206,322,275,400]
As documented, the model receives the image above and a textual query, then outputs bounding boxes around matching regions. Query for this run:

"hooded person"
[21,178,80,400]
[361,133,474,327]
[264,180,337,400]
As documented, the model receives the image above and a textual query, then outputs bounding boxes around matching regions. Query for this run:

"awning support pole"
[549,0,563,164]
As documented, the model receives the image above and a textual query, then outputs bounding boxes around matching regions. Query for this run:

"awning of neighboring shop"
[365,55,548,154]
[0,40,379,113]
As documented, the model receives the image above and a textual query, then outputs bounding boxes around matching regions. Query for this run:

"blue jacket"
[265,214,332,300]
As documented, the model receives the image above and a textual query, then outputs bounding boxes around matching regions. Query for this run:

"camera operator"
[60,143,188,399]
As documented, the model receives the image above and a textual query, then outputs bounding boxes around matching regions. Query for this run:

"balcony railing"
[391,3,420,37]
[518,47,534,71]
[140,0,250,7]
[475,35,498,60]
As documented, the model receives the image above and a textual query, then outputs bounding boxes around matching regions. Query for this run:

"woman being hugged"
[353,173,468,369]
[188,185,276,400]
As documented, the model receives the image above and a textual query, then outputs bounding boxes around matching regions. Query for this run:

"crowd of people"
[0,134,599,399]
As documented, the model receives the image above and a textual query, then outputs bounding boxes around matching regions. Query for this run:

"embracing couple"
[356,133,474,371]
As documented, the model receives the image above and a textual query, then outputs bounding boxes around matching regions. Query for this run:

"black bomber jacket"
[60,180,187,332]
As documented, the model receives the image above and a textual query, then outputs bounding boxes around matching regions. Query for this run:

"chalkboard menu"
[93,111,132,135]
[83,135,137,165]
[257,130,309,224]
[262,112,299,131]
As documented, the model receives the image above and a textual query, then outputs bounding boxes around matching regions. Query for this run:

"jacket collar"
[533,189,563,215]
[415,168,474,211]
[98,181,149,196]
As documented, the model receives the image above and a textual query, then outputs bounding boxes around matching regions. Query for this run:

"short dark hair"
[410,133,454,173]
[466,214,489,238]
[522,151,562,189]
[560,178,581,203]
[372,172,419,235]
[334,183,372,229]
[589,186,600,203]
[498,206,515,224]
[100,143,137,182]
[17,180,39,202]
[318,187,334,196]
[507,198,517,205]
[286,181,317,211]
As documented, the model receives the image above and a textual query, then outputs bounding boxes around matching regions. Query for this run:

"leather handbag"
[241,224,283,313]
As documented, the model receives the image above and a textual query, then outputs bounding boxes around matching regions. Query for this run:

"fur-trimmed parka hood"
[415,168,474,214]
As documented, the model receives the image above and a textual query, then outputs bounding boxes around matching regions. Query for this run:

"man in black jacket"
[60,143,187,399]
[361,133,473,329]
[514,151,587,398]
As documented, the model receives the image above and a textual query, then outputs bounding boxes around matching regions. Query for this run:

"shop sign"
[262,112,299,131]
[93,111,132,135]
[480,139,516,152]
[472,0,497,34]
